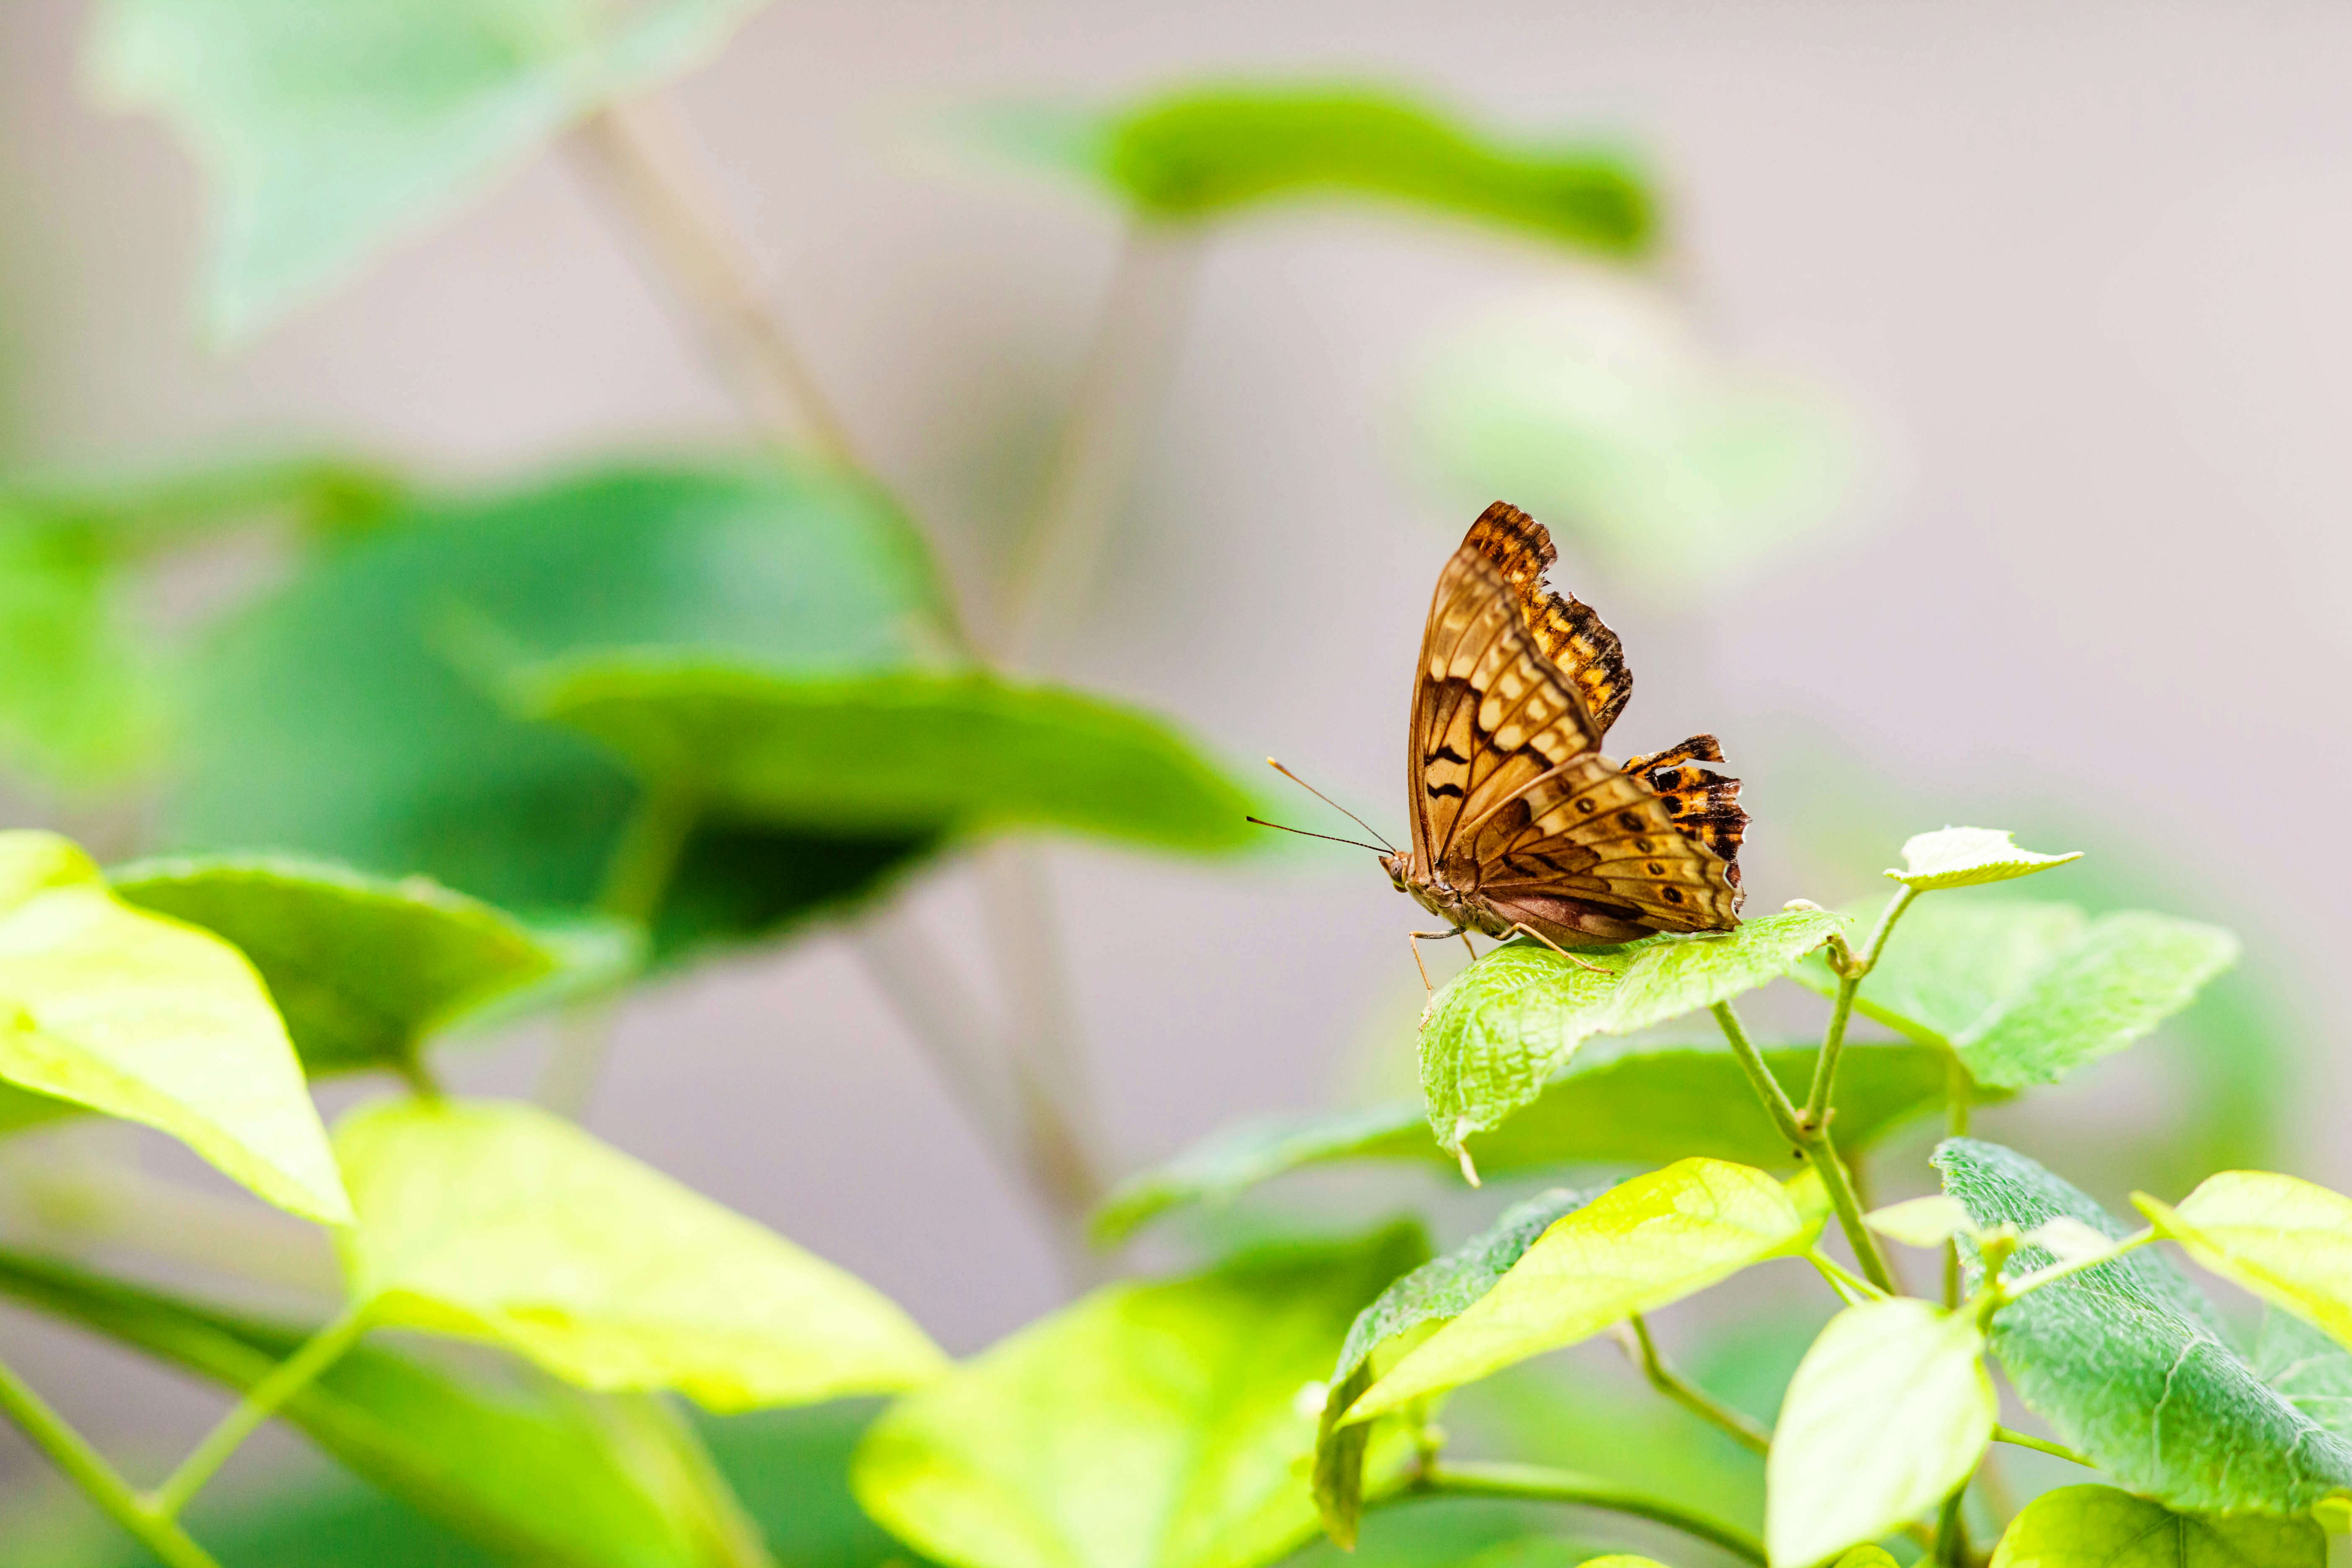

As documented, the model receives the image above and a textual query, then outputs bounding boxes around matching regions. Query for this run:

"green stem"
[1944,1054,1970,1307]
[1805,1247,1887,1303]
[147,1304,372,1519]
[0,1354,223,1568]
[1713,1001,1898,1294]
[1364,1460,1765,1566]
[1805,885,1918,1126]
[598,779,699,928]
[1992,1426,2094,1467]
[1627,1315,1770,1455]
[614,1393,779,1568]
[1934,1485,1971,1568]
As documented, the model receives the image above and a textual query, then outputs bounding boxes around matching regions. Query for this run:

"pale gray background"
[1,0,2347,1496]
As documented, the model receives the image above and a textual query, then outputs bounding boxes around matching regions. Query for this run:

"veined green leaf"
[0,1245,719,1568]
[336,1097,948,1409]
[90,0,771,336]
[2138,1173,2352,1353]
[1315,1189,1594,1544]
[1988,1485,2322,1568]
[0,832,348,1223]
[170,460,956,962]
[111,854,560,1074]
[1765,1299,1994,1568]
[1094,1035,1952,1243]
[1421,907,1848,1158]
[1799,900,2087,1049]
[1886,828,2081,892]
[1346,1160,1824,1424]
[2254,1310,2352,1442]
[854,1225,1428,1568]
[517,655,1257,856]
[1937,1139,2352,1513]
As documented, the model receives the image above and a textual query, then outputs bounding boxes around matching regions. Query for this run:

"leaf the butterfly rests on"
[1380,502,1746,950]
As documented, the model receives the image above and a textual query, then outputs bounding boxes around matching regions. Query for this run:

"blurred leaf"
[1936,1138,2352,1513]
[1316,1189,1594,1545]
[518,655,1257,855]
[1345,1161,1824,1424]
[89,0,770,335]
[2139,1173,2352,1351]
[111,854,560,1074]
[1796,901,2237,1091]
[1987,1485,2321,1568]
[1095,1036,1951,1243]
[0,831,348,1223]
[1421,908,1847,1160]
[1764,1298,1994,1568]
[336,1096,949,1409]
[1412,276,1857,598]
[2254,1311,2352,1439]
[1884,828,2082,892]
[855,1225,1427,1568]
[1863,1196,1976,1251]
[169,460,957,962]
[976,85,1652,253]
[0,518,162,787]
[1831,1552,1899,1568]
[0,1245,722,1568]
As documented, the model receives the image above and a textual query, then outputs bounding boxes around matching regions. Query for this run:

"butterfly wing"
[1462,501,1632,736]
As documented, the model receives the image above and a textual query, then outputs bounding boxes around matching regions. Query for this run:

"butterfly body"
[1390,503,1749,953]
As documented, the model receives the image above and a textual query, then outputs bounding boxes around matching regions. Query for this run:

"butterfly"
[1259,502,1747,985]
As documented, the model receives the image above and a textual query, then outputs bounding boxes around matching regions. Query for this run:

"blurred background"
[0,0,2346,1561]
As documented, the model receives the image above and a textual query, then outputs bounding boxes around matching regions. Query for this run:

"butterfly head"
[1380,850,1411,892]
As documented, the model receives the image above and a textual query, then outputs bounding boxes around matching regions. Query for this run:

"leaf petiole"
[0,1352,224,1568]
[146,1302,374,1519]
[1622,1313,1772,1455]
[1363,1458,1767,1566]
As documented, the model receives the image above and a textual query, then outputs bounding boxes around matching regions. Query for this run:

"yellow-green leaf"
[1865,1195,1977,1250]
[1344,1159,1824,1424]
[335,1097,946,1409]
[1887,828,2081,892]
[2138,1173,2352,1353]
[0,831,348,1223]
[1766,1299,1995,1568]
[1988,1485,2321,1568]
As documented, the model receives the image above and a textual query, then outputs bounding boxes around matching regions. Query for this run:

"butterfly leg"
[1503,922,1612,975]
[1408,928,1468,992]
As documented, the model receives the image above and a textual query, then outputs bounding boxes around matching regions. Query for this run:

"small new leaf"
[1766,1298,1995,1568]
[2138,1173,2352,1354]
[1887,828,2081,892]
[1866,1195,1978,1250]
[1988,1485,2322,1568]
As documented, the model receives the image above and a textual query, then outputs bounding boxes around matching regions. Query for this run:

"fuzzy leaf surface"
[1420,908,1847,1154]
[1346,1159,1823,1423]
[1988,1485,2322,1568]
[336,1097,947,1409]
[0,832,347,1222]
[854,1226,1428,1568]
[111,854,559,1073]
[1886,828,2081,891]
[2139,1173,2352,1352]
[1765,1298,1994,1568]
[1936,1138,2352,1513]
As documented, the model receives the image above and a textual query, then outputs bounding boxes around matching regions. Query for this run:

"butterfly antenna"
[1264,758,1398,853]
[1244,817,1391,854]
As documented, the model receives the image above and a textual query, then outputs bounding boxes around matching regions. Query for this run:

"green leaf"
[1094,1036,1952,1243]
[335,1096,948,1409]
[1421,907,1847,1158]
[1345,1160,1824,1424]
[1831,1551,1899,1568]
[518,655,1256,856]
[110,854,560,1075]
[1863,1196,1977,1251]
[2138,1173,2352,1353]
[2254,1310,2352,1441]
[1315,1189,1594,1544]
[1935,1138,2352,1513]
[0,518,163,788]
[89,0,770,336]
[0,832,349,1223]
[1988,1485,2323,1568]
[0,1244,724,1568]
[169,460,957,962]
[1764,1298,1994,1568]
[854,1225,1428,1568]
[987,85,1652,254]
[1799,901,2239,1091]
[1886,828,2081,892]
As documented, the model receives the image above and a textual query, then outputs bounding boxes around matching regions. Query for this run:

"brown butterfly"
[1260,502,1747,985]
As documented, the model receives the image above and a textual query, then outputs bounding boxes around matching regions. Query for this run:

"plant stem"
[148,1304,372,1518]
[975,841,1104,1205]
[0,1353,224,1568]
[1933,1485,1971,1568]
[1943,1055,1970,1306]
[998,221,1205,668]
[1712,1001,1897,1295]
[567,99,859,464]
[1625,1315,1770,1455]
[1804,1247,1886,1304]
[1992,1426,2093,1467]
[1805,885,1918,1127]
[1365,1460,1765,1566]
